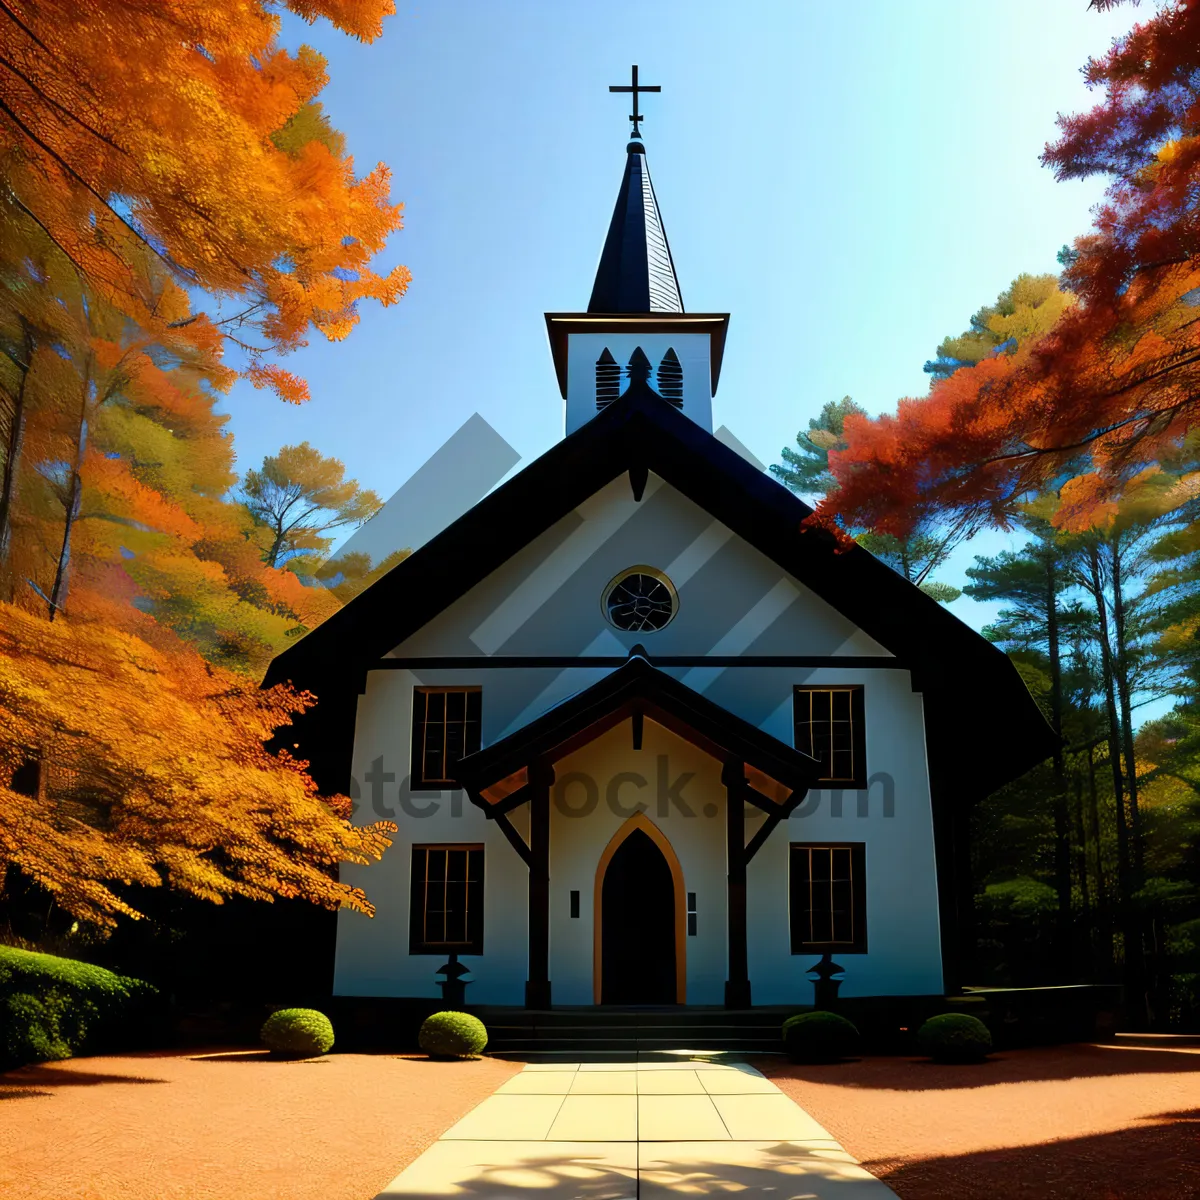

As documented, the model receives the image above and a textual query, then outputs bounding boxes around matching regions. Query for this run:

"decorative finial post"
[808,952,846,1011]
[436,951,471,1006]
[609,64,661,139]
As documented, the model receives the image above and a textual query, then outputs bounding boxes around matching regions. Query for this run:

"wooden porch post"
[723,759,751,1008]
[525,759,554,1009]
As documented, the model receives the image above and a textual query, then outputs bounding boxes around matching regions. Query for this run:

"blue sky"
[219,0,1135,629]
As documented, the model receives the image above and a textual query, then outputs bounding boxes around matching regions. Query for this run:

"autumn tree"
[0,0,408,932]
[819,4,1200,539]
[923,274,1074,382]
[0,0,410,566]
[773,396,961,601]
[771,396,864,496]
[241,443,383,569]
[0,605,394,927]
[308,547,411,603]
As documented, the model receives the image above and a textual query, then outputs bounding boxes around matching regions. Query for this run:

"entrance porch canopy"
[452,652,822,1008]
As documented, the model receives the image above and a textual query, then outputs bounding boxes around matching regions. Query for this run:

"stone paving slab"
[638,1141,897,1198]
[568,1071,638,1094]
[440,1093,565,1141]
[377,1140,637,1198]
[548,1095,638,1141]
[376,1057,899,1198]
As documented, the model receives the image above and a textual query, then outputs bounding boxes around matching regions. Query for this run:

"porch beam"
[723,759,751,1009]
[493,809,532,867]
[525,758,554,1009]
[744,811,784,864]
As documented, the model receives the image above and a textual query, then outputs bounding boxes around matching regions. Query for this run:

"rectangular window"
[409,844,484,954]
[789,843,867,954]
[792,686,866,787]
[687,892,697,937]
[410,687,482,789]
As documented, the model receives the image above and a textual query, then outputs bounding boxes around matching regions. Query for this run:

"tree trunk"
[1086,543,1145,1024]
[267,526,285,570]
[1108,538,1144,882]
[1045,552,1073,966]
[48,368,90,621]
[1073,773,1091,913]
[0,322,34,598]
[1086,745,1113,972]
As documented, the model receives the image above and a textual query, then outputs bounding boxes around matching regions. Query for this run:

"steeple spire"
[588,68,683,314]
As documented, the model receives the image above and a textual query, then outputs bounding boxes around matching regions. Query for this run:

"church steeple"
[546,66,729,437]
[588,66,682,314]
[587,138,683,314]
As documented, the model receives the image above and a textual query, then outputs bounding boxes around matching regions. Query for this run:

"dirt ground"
[0,1048,521,1200]
[759,1041,1200,1200]
[3,1043,1198,1199]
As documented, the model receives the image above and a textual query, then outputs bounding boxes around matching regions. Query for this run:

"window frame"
[409,686,482,792]
[788,841,868,955]
[409,843,485,955]
[792,685,867,788]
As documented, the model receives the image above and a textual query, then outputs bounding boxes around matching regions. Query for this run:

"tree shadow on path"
[870,1108,1200,1200]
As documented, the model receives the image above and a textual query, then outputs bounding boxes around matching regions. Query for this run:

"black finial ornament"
[436,951,471,1006]
[609,64,661,139]
[807,952,845,1011]
[626,346,653,387]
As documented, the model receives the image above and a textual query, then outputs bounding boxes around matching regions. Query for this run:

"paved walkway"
[377,1057,898,1198]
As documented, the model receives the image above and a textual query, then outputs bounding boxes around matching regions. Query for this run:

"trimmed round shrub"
[782,1010,861,1063]
[918,1013,993,1063]
[260,1008,335,1058]
[419,1011,488,1059]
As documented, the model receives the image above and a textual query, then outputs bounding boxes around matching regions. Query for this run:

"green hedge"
[782,1010,861,1063]
[0,945,154,1071]
[418,1011,488,1058]
[260,1008,336,1058]
[918,1012,993,1063]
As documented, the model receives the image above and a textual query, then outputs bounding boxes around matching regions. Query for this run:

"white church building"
[264,94,1053,1012]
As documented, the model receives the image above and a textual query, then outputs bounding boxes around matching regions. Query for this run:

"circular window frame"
[601,566,679,633]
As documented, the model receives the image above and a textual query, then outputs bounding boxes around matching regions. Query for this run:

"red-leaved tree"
[821,0,1200,537]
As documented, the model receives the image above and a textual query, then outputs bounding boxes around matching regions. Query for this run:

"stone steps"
[474,1005,792,1053]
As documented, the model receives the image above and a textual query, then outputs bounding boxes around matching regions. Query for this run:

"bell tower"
[546,67,729,437]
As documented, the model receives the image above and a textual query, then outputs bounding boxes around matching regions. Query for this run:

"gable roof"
[454,653,822,815]
[264,388,1057,800]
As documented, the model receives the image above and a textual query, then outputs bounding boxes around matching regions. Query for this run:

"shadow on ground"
[759,1043,1200,1091]
[0,1065,168,1091]
[870,1108,1200,1200]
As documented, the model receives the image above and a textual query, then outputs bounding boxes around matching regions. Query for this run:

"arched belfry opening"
[594,812,686,1004]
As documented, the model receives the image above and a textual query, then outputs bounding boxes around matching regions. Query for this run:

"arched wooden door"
[593,813,686,1004]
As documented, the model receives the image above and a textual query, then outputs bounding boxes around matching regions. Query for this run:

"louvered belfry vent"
[595,348,621,410]
[657,348,683,407]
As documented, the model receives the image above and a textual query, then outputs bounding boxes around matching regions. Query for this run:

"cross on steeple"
[609,64,661,139]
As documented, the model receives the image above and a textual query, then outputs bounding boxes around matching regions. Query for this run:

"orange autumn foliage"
[0,3,406,923]
[0,602,394,926]
[0,0,408,402]
[821,1,1200,537]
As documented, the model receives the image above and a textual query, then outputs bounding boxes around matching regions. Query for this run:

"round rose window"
[602,568,678,633]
